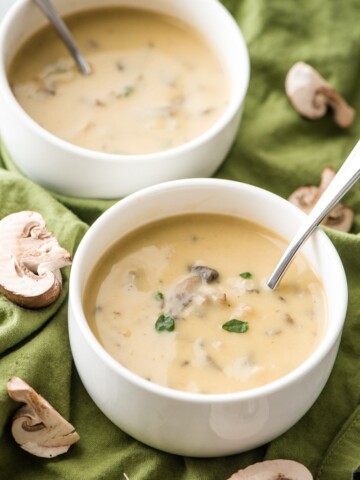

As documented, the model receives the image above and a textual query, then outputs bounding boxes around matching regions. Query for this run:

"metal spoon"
[267,140,360,290]
[32,0,91,75]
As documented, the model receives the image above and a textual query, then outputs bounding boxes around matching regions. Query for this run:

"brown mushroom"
[7,376,80,458]
[227,459,313,480]
[288,167,354,232]
[165,266,224,317]
[0,211,72,308]
[323,202,354,233]
[190,265,219,283]
[285,62,355,128]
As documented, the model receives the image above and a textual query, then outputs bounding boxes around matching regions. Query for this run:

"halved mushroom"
[227,459,313,480]
[285,62,355,128]
[288,167,354,232]
[7,376,80,458]
[0,211,72,308]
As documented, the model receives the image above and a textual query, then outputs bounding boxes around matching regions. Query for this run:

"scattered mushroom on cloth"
[226,459,313,480]
[7,376,80,458]
[0,211,72,308]
[288,166,354,232]
[285,61,355,128]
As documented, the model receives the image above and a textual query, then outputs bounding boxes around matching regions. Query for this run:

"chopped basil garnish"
[240,272,252,279]
[222,319,249,333]
[154,291,164,301]
[123,85,135,97]
[155,314,175,332]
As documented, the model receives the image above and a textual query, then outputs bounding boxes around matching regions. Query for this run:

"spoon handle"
[33,0,91,75]
[267,140,360,290]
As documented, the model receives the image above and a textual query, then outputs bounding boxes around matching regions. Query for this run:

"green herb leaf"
[240,272,252,279]
[123,85,135,97]
[222,319,249,333]
[155,314,175,332]
[154,291,164,301]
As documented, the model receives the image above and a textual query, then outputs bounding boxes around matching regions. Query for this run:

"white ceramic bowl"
[0,0,249,199]
[68,178,348,457]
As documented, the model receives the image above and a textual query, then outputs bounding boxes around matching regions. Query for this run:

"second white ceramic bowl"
[0,0,249,198]
[68,178,347,457]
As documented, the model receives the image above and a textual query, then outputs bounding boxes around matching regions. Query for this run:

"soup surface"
[84,214,326,394]
[9,8,229,155]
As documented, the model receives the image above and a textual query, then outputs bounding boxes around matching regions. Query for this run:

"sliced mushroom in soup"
[84,213,326,394]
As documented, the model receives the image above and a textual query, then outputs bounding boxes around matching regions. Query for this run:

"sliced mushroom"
[0,211,72,308]
[227,459,313,480]
[165,267,224,317]
[324,202,354,232]
[285,62,355,128]
[166,275,201,317]
[7,376,80,458]
[288,166,334,214]
[190,265,219,283]
[288,167,354,232]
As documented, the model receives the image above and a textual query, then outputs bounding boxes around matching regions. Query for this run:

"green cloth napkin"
[1,0,360,478]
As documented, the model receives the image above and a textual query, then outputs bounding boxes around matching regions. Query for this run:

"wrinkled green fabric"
[1,0,360,478]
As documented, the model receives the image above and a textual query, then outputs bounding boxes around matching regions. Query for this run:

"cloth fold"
[0,0,359,478]
[316,405,360,480]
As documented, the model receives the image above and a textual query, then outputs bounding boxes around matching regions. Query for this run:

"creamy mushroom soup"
[84,214,326,394]
[9,8,229,155]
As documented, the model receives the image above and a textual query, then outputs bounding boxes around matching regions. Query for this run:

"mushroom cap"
[227,459,313,480]
[285,62,329,120]
[0,211,72,308]
[285,62,355,127]
[7,376,80,458]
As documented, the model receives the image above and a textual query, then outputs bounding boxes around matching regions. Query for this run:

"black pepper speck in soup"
[9,8,229,155]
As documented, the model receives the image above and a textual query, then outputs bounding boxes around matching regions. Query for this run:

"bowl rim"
[69,178,348,404]
[0,0,250,163]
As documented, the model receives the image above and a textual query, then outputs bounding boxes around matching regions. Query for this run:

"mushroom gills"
[288,167,354,232]
[0,211,72,308]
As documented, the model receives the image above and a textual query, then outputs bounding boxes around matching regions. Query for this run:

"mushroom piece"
[165,265,224,317]
[285,62,355,128]
[227,459,313,480]
[7,376,80,458]
[190,265,219,283]
[166,275,201,317]
[324,202,354,232]
[0,211,72,308]
[288,166,354,232]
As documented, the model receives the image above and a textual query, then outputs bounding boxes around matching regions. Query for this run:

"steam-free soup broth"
[84,214,326,394]
[9,8,229,154]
